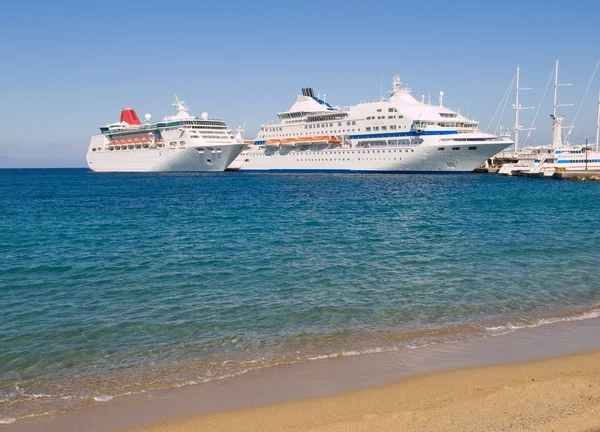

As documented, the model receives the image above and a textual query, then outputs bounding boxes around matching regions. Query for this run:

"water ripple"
[1,170,600,421]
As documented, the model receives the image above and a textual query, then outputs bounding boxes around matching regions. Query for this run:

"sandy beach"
[125,351,600,432]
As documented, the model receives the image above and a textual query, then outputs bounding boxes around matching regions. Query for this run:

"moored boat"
[86,96,245,172]
[233,77,512,173]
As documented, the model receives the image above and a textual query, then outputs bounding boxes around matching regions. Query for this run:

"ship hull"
[238,139,510,173]
[87,144,245,172]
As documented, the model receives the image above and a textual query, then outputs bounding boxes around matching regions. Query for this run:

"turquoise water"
[1,169,600,422]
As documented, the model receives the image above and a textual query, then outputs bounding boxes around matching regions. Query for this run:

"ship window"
[376,109,382,112]
[438,147,444,151]
[452,147,460,150]
[468,146,477,150]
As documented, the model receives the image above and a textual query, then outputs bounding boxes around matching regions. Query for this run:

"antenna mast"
[513,66,534,154]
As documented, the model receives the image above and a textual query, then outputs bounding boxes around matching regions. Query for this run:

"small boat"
[280,138,296,147]
[265,139,281,147]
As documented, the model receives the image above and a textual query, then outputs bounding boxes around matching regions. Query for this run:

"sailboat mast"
[512,67,533,154]
[596,88,600,152]
[514,67,520,154]
[552,59,572,147]
[553,60,559,117]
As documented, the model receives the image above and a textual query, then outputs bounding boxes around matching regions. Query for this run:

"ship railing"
[101,124,156,135]
[355,138,423,149]
[359,98,389,103]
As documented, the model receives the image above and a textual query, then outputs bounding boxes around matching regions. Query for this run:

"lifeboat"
[296,137,312,142]
[280,138,296,147]
[265,139,281,147]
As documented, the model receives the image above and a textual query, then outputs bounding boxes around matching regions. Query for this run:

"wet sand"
[7,317,600,432]
[128,350,600,432]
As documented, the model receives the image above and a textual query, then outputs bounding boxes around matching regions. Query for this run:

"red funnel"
[120,107,141,125]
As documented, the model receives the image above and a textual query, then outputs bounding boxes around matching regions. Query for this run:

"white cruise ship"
[234,76,512,173]
[86,97,245,172]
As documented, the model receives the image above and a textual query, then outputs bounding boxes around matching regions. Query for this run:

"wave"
[484,307,600,335]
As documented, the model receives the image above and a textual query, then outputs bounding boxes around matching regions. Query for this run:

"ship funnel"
[301,88,316,98]
[120,107,141,125]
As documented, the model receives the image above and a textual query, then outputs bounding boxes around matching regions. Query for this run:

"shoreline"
[6,316,600,432]
[129,350,600,432]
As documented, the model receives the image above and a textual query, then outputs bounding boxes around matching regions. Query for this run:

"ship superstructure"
[234,77,512,173]
[86,96,245,172]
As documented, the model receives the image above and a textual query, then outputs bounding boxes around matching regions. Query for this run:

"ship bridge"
[277,87,341,123]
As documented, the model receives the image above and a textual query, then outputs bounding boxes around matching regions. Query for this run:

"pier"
[551,171,600,180]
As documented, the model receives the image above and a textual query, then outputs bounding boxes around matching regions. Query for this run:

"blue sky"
[0,0,598,167]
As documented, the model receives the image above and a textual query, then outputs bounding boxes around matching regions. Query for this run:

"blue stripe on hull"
[348,130,458,139]
[240,169,472,174]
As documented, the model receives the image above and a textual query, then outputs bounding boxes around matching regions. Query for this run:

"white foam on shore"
[0,417,16,424]
[93,395,113,402]
[485,308,600,335]
[307,346,392,361]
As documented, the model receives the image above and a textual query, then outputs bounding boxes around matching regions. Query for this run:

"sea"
[1,169,599,425]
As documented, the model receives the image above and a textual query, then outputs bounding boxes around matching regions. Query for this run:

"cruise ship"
[86,97,245,172]
[234,76,513,173]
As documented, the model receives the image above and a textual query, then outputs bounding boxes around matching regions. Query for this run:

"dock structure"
[551,171,600,180]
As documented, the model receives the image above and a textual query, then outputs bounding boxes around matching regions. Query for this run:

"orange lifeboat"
[280,138,296,147]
